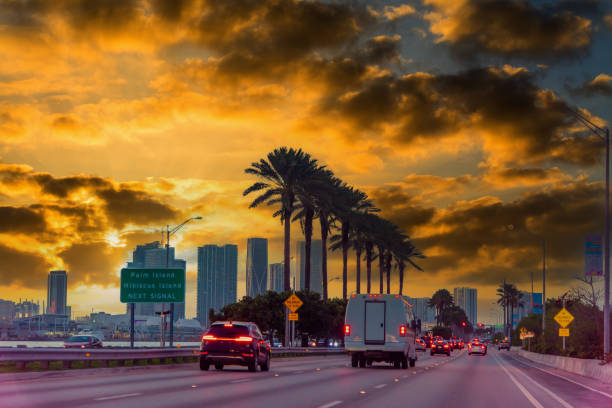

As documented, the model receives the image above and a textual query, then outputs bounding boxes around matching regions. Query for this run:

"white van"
[344,294,419,369]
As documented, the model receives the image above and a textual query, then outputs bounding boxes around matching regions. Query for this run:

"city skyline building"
[47,270,67,316]
[268,262,284,293]
[197,244,238,327]
[125,241,186,320]
[296,240,322,293]
[246,238,268,298]
[406,297,436,324]
[454,287,478,325]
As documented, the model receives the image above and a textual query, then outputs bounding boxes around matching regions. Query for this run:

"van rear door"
[364,301,385,345]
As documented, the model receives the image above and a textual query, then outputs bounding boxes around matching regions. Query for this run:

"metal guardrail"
[0,347,346,369]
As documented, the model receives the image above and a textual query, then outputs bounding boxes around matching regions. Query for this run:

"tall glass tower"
[197,244,238,327]
[47,270,67,315]
[246,238,268,297]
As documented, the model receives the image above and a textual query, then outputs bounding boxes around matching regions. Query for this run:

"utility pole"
[542,239,546,332]
[564,108,608,360]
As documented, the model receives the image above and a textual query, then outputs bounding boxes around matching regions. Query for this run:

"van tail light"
[344,324,351,336]
[235,336,253,342]
[444,345,449,348]
[202,334,216,341]
[399,325,407,337]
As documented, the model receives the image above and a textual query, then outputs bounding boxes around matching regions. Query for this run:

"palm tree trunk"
[356,247,362,294]
[398,263,404,295]
[320,216,329,301]
[304,208,314,292]
[283,213,291,291]
[378,245,384,294]
[366,242,373,293]
[385,252,391,294]
[341,220,349,300]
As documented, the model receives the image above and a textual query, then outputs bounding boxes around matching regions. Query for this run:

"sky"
[1,0,611,323]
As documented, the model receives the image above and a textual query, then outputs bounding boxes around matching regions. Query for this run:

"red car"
[468,340,487,356]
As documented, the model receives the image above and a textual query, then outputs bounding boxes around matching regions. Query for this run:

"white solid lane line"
[374,384,387,389]
[230,379,251,383]
[493,354,544,408]
[94,393,142,401]
[509,354,612,400]
[317,401,342,408]
[506,359,574,408]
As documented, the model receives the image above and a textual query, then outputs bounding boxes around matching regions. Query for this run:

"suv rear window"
[207,325,249,337]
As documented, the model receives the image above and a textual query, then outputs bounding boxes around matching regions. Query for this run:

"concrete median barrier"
[517,349,612,384]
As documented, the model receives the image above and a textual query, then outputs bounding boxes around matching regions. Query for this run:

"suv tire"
[215,362,223,370]
[260,353,270,371]
[248,356,257,372]
[199,359,209,371]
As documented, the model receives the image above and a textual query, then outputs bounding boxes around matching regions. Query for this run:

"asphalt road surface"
[2,349,612,407]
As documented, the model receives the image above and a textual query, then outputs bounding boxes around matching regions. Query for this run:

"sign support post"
[130,303,135,348]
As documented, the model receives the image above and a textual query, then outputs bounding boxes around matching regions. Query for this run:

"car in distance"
[344,294,418,369]
[468,340,487,356]
[415,338,427,352]
[498,340,511,351]
[200,321,271,372]
[430,340,451,356]
[63,335,103,349]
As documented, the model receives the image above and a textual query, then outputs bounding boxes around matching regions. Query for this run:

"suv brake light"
[344,324,351,336]
[399,325,406,337]
[235,336,253,342]
[202,334,216,341]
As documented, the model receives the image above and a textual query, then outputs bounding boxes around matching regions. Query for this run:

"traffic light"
[477,323,483,328]
[461,322,466,327]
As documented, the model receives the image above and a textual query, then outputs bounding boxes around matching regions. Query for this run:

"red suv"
[200,321,271,372]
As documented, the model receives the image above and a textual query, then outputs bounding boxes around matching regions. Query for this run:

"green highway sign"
[120,268,185,303]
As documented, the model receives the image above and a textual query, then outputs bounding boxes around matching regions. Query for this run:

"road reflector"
[284,294,303,312]
[289,312,298,321]
[554,308,574,328]
[559,328,570,337]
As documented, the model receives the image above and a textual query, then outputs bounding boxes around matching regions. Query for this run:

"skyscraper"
[125,241,186,320]
[47,270,67,315]
[406,297,436,323]
[296,240,322,294]
[246,238,268,297]
[268,263,284,292]
[197,244,238,327]
[453,287,477,325]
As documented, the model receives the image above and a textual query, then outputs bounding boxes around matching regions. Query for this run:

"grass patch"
[0,356,200,373]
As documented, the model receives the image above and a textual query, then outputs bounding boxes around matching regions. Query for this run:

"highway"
[1,349,612,407]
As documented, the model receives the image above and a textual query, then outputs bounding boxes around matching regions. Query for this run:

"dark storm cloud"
[0,243,51,289]
[58,241,128,287]
[1,164,180,232]
[97,187,180,228]
[0,206,46,233]
[426,0,595,59]
[571,74,612,97]
[192,0,374,59]
[368,186,436,233]
[32,174,112,198]
[416,181,604,285]
[321,67,603,166]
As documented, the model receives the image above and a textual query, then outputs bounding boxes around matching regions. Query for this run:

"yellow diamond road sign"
[284,293,303,312]
[554,308,574,328]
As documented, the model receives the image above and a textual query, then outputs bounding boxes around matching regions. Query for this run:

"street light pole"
[164,216,202,347]
[565,108,609,361]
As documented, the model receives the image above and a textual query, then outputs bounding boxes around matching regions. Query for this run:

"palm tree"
[393,238,424,295]
[332,186,377,299]
[508,286,524,337]
[293,167,332,292]
[315,172,341,301]
[244,147,319,291]
[496,282,513,337]
[428,289,454,326]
